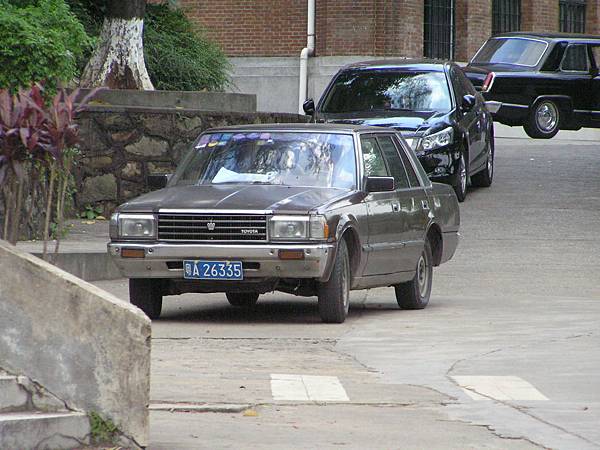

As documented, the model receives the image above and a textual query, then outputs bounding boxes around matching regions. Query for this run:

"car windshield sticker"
[207,133,221,147]
[195,134,211,149]
[218,133,233,146]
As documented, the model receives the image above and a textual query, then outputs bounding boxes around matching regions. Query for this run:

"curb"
[31,251,121,282]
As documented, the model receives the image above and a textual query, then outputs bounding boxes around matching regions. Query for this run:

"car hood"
[117,184,351,214]
[319,110,444,134]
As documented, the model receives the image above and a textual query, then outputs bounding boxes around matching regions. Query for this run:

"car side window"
[361,137,389,177]
[457,67,478,96]
[590,46,600,70]
[449,67,464,103]
[561,44,589,72]
[376,136,410,189]
[393,139,421,188]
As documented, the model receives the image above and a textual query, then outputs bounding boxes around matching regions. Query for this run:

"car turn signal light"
[121,248,146,258]
[278,250,305,260]
[482,72,495,92]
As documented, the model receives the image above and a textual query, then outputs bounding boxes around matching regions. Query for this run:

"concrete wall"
[0,240,151,447]
[79,89,256,112]
[227,55,399,113]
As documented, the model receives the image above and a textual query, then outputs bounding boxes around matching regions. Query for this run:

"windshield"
[321,70,452,114]
[472,38,547,66]
[171,132,356,189]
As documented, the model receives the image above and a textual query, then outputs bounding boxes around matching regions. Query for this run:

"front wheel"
[226,292,259,308]
[395,241,433,310]
[524,99,560,139]
[317,239,351,323]
[471,134,494,188]
[129,278,163,320]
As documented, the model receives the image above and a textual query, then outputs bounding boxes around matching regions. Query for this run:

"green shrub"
[143,4,231,91]
[0,0,91,90]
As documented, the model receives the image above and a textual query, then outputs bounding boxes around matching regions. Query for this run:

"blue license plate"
[183,260,243,280]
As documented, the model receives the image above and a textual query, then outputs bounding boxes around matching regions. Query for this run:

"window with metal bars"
[492,0,521,35]
[560,0,586,33]
[424,0,455,59]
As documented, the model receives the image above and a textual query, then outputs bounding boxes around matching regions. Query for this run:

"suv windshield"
[172,132,356,189]
[321,70,452,114]
[472,37,547,66]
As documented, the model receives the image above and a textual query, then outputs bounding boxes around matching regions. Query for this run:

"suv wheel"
[129,278,163,320]
[226,292,259,308]
[317,239,350,323]
[524,99,560,139]
[395,241,433,310]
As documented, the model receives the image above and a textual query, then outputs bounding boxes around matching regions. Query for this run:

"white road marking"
[270,374,349,402]
[453,375,549,401]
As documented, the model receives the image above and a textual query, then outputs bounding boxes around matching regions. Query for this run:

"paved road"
[96,135,600,450]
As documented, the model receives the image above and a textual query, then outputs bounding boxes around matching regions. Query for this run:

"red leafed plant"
[0,84,98,258]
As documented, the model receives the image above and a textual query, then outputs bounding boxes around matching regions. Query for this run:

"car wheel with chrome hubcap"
[524,99,560,139]
[395,240,433,310]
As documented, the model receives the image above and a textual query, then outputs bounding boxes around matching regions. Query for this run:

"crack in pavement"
[444,333,600,448]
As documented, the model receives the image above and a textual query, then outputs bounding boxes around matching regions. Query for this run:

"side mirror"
[303,98,315,115]
[147,173,172,190]
[461,94,476,112]
[366,176,395,193]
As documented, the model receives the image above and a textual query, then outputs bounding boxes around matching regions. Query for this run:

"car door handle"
[421,200,430,210]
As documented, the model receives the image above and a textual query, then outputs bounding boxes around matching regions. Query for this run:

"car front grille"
[158,214,268,242]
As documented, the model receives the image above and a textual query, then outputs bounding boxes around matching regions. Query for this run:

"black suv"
[304,60,495,202]
[464,32,600,139]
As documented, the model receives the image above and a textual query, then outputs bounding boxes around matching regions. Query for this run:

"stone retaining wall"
[75,106,308,213]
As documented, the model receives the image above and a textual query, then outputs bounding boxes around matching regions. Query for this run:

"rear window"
[321,70,452,114]
[472,38,548,66]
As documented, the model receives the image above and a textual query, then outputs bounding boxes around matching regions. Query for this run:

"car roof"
[339,58,452,72]
[491,32,600,43]
[203,123,395,134]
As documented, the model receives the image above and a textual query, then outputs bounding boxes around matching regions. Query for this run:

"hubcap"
[459,154,467,193]
[417,254,429,296]
[536,102,558,132]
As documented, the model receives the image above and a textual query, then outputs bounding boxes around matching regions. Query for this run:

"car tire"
[395,240,433,310]
[471,132,494,188]
[452,150,468,202]
[226,292,259,308]
[317,239,351,324]
[129,278,163,320]
[524,99,560,139]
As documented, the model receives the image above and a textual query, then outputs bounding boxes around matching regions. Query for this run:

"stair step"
[0,376,28,412]
[0,411,90,450]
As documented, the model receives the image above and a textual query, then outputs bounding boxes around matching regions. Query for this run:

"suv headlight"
[418,127,454,152]
[111,213,156,239]
[269,215,329,241]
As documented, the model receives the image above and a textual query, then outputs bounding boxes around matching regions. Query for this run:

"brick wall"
[179,1,597,59]
[522,0,559,32]
[455,0,492,62]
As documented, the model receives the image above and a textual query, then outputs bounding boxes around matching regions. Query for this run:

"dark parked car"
[303,60,495,202]
[464,32,600,139]
[108,124,460,324]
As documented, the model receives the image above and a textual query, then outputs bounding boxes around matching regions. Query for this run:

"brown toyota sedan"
[108,124,460,323]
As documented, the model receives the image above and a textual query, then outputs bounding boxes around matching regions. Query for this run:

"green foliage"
[144,4,231,91]
[80,203,102,220]
[89,411,119,444]
[0,0,92,90]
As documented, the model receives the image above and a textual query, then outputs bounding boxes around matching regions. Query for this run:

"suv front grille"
[158,214,268,242]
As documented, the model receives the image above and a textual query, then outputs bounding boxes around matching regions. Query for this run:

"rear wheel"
[226,292,259,308]
[129,278,163,320]
[317,239,351,323]
[395,241,433,310]
[471,132,494,188]
[524,99,560,139]
[452,151,468,202]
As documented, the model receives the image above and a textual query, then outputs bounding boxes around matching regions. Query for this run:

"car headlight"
[269,215,329,241]
[419,127,454,152]
[112,213,156,239]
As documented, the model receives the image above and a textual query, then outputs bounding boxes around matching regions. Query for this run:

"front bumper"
[108,241,336,281]
[417,143,461,184]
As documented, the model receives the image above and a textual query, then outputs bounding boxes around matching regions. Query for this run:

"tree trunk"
[80,0,154,90]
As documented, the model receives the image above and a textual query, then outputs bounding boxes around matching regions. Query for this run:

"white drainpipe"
[298,0,315,114]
